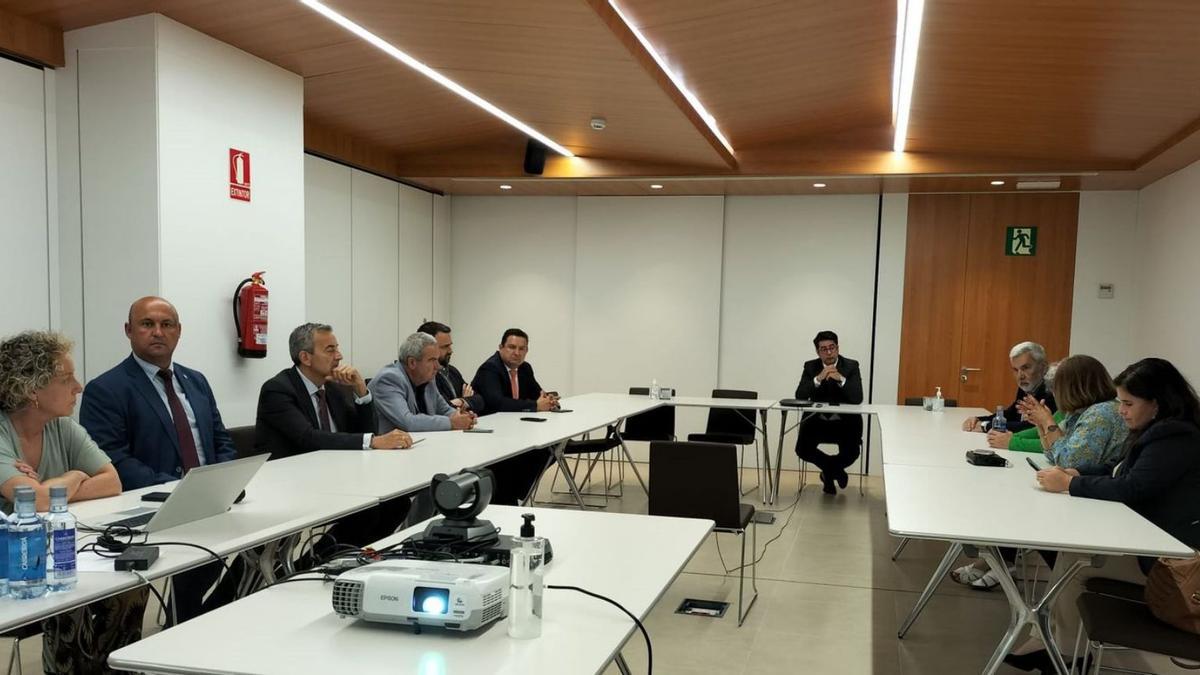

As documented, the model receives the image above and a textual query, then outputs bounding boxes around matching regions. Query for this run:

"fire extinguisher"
[233,272,268,358]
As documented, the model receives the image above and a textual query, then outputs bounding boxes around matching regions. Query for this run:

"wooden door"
[897,193,1079,408]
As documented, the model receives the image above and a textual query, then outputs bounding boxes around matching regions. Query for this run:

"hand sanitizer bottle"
[933,386,945,412]
[508,513,545,639]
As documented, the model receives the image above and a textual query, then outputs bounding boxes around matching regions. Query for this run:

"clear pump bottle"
[508,513,544,639]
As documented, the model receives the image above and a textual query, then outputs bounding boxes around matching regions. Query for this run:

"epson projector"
[331,560,509,631]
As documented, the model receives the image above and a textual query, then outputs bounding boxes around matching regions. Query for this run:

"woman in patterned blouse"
[1016,354,1127,472]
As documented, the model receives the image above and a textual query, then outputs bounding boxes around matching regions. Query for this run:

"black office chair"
[624,387,676,442]
[227,425,262,459]
[687,389,761,496]
[649,441,758,626]
[902,397,959,407]
[1074,578,1200,673]
[540,425,626,509]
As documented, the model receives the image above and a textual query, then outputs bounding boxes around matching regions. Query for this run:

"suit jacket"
[435,363,485,413]
[976,381,1057,434]
[794,356,865,435]
[254,367,375,460]
[80,354,237,489]
[369,362,456,432]
[471,352,544,415]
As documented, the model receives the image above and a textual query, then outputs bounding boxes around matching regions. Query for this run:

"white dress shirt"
[295,367,373,450]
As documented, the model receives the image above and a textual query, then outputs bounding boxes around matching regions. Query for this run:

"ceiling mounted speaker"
[523,139,547,175]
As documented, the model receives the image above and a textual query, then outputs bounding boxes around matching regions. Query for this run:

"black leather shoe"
[835,467,849,489]
[1002,650,1051,672]
[820,472,836,494]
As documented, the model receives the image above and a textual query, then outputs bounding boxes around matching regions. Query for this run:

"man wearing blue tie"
[81,296,240,622]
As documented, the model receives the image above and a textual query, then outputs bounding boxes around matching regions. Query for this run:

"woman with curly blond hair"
[0,330,141,675]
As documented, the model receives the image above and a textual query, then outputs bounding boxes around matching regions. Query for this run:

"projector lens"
[413,587,450,615]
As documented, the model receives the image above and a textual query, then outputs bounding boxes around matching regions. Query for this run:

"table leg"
[614,653,633,675]
[898,541,962,638]
[759,409,774,504]
[976,546,1093,675]
[613,429,649,495]
[552,440,589,509]
[775,410,788,501]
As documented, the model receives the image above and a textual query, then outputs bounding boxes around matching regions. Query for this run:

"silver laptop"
[94,454,270,533]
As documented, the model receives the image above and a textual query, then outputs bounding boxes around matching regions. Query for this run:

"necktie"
[157,369,200,472]
[509,369,520,399]
[316,388,332,432]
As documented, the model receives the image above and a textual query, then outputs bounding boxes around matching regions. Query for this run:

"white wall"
[719,195,881,471]
[302,156,444,380]
[1136,161,1200,383]
[450,197,578,390]
[1070,191,1140,374]
[0,57,51,337]
[155,16,306,425]
[432,194,452,321]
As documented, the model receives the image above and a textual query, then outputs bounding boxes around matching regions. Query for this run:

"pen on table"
[1025,457,1039,471]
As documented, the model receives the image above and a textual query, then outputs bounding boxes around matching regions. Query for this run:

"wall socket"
[1098,283,1115,299]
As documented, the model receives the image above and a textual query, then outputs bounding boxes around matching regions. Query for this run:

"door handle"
[960,367,981,383]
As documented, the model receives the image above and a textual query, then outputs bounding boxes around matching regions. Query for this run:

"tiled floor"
[0,465,1186,673]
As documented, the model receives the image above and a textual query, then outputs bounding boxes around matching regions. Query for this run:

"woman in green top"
[0,331,142,675]
[0,331,120,507]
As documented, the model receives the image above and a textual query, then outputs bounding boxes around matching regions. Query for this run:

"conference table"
[860,404,1192,675]
[108,506,714,675]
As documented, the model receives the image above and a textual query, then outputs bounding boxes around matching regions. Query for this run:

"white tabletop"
[884,461,1193,557]
[110,505,714,675]
[0,571,140,633]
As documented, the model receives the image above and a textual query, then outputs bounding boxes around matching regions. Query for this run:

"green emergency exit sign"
[1006,227,1037,256]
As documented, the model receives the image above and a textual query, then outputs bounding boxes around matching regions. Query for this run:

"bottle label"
[0,529,7,578]
[52,528,76,573]
[9,530,46,581]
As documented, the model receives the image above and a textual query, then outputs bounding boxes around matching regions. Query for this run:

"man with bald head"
[81,297,240,621]
[82,297,237,488]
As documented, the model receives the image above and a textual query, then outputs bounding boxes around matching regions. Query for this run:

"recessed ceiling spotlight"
[813,183,827,188]
[990,180,1005,186]
[650,184,664,190]
[499,184,512,190]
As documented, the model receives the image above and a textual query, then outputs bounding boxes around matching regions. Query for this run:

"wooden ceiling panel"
[611,0,896,147]
[909,0,1200,163]
[320,0,729,166]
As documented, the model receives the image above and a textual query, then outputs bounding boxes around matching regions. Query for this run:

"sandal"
[950,563,987,585]
[967,567,1014,591]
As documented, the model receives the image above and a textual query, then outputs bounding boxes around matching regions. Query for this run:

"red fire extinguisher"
[233,271,268,358]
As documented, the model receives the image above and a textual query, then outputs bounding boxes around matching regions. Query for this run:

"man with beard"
[417,321,485,413]
[962,341,1058,439]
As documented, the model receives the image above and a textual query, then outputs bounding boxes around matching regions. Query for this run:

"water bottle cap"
[13,486,34,502]
[49,485,67,499]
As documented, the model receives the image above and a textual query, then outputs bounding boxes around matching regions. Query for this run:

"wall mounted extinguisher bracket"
[234,271,269,359]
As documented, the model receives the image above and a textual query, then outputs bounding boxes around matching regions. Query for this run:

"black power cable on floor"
[714,488,802,575]
[547,584,651,674]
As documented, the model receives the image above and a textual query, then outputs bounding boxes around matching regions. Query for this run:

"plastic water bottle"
[508,513,544,639]
[992,406,1008,433]
[46,485,77,592]
[649,378,659,400]
[0,508,9,597]
[9,486,46,599]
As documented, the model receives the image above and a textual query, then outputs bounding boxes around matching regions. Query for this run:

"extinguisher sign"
[229,149,251,202]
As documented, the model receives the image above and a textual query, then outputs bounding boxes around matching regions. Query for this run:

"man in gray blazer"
[370,332,476,432]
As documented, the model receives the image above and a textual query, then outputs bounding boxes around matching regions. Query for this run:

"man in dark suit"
[417,321,484,413]
[470,328,557,504]
[794,330,864,495]
[255,322,411,458]
[472,328,558,413]
[80,296,240,622]
[255,322,412,552]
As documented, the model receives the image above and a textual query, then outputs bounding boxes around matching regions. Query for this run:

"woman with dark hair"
[1008,358,1200,671]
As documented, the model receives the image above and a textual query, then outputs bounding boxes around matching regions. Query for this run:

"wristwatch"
[1046,424,1060,432]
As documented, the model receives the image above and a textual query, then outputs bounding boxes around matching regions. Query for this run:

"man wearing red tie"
[81,296,241,622]
[470,328,557,504]
[471,328,558,413]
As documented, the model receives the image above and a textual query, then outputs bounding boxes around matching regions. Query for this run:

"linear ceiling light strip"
[299,0,574,157]
[607,0,735,156]
[893,0,925,152]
